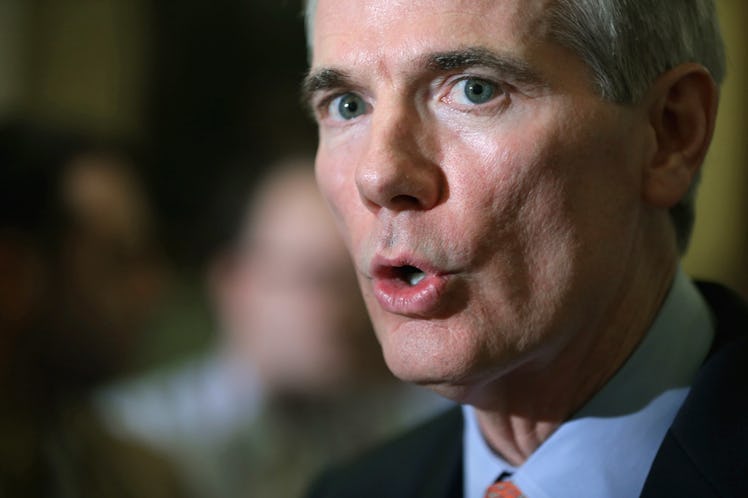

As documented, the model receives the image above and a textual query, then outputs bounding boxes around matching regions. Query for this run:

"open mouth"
[371,259,448,315]
[393,265,427,286]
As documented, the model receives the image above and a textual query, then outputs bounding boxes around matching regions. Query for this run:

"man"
[301,1,747,497]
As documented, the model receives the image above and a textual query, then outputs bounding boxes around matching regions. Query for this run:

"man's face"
[308,0,653,400]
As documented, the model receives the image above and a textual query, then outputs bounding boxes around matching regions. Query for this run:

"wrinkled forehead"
[311,0,555,67]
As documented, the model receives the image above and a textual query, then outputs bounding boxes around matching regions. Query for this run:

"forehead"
[312,0,553,68]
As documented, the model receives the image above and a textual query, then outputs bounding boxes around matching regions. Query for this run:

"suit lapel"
[415,410,463,498]
[641,283,748,497]
[405,406,463,498]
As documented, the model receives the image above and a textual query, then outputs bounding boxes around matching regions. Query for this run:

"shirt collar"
[463,269,714,498]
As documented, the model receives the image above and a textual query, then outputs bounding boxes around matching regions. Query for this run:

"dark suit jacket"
[306,283,748,498]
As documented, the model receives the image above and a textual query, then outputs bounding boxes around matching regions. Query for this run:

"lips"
[370,256,450,316]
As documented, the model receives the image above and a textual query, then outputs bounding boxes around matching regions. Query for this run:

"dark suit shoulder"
[642,282,748,497]
[306,406,463,498]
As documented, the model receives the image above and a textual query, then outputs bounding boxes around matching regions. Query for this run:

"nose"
[355,104,443,212]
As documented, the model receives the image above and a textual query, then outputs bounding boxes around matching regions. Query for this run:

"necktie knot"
[484,480,525,498]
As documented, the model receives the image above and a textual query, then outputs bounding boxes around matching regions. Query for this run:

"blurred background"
[0,1,745,497]
[0,0,322,369]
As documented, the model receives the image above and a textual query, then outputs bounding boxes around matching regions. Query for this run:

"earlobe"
[643,63,719,209]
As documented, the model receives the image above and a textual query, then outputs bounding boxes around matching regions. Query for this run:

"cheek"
[440,117,587,307]
[442,110,557,197]
[441,120,565,246]
[315,148,359,241]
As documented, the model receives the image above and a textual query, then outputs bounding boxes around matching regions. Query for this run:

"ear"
[642,63,719,208]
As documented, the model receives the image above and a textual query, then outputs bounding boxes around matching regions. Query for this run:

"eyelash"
[313,75,511,124]
[439,75,510,113]
[314,92,369,123]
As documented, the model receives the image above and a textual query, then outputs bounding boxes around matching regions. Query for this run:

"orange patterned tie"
[484,480,526,498]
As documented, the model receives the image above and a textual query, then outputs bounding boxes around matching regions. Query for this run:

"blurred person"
[0,119,182,497]
[213,158,385,398]
[99,157,449,498]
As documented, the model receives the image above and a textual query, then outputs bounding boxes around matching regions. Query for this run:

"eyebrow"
[301,68,352,112]
[301,46,547,110]
[426,47,547,87]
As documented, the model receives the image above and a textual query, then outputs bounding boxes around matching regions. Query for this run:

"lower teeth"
[408,271,426,286]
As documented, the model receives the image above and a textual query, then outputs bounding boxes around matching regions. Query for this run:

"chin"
[385,358,481,404]
[376,318,531,406]
[379,337,478,394]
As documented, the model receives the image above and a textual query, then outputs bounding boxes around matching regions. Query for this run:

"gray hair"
[304,0,317,53]
[548,1,725,252]
[303,0,726,252]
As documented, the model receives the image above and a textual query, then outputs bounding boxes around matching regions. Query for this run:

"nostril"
[354,146,444,212]
[390,194,422,209]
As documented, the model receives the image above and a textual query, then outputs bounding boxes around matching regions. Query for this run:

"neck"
[472,243,678,465]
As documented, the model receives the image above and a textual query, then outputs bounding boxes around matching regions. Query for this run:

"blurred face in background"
[50,154,166,382]
[214,165,378,396]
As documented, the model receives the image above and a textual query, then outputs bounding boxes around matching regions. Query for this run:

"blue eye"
[463,78,496,104]
[333,93,367,120]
